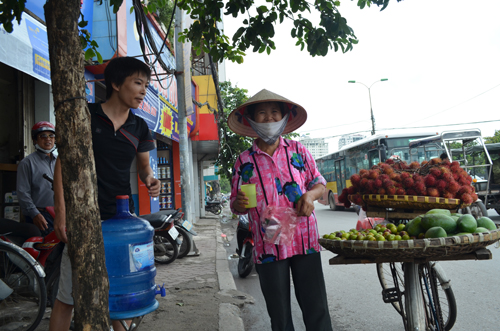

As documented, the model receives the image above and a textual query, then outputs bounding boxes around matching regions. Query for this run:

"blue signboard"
[25,18,51,81]
[149,146,160,213]
[84,70,95,103]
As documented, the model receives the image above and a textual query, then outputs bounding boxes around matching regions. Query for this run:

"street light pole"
[348,78,388,135]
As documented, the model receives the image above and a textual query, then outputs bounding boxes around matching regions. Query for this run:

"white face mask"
[35,144,56,154]
[246,113,290,145]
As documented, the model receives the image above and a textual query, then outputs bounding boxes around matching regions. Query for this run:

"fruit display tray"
[319,229,500,259]
[349,194,471,210]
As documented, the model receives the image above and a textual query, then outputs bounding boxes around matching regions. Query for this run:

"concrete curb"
[215,219,245,331]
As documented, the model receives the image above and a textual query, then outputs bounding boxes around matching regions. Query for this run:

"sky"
[222,0,500,153]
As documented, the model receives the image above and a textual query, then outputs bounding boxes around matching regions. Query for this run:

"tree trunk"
[44,1,109,330]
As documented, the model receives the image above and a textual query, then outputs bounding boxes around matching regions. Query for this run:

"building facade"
[338,134,366,150]
[298,136,329,159]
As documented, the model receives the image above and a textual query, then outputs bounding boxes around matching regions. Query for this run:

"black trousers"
[255,253,333,331]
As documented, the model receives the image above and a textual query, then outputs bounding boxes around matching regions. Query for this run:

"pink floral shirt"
[230,137,326,264]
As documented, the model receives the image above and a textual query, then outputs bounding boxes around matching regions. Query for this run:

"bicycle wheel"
[376,262,405,314]
[153,232,179,264]
[0,242,47,331]
[175,226,192,259]
[419,263,457,331]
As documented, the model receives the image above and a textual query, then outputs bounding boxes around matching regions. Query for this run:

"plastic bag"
[260,205,299,245]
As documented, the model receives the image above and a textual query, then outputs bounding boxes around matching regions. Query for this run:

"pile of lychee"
[338,158,477,209]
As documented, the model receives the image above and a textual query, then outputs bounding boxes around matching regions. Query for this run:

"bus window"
[368,150,380,168]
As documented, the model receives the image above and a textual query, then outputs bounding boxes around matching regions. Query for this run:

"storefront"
[0,0,190,219]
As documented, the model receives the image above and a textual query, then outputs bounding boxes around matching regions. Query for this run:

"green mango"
[425,226,447,238]
[457,214,477,233]
[474,227,490,233]
[476,217,497,231]
[405,216,425,237]
[422,214,457,234]
[425,209,452,216]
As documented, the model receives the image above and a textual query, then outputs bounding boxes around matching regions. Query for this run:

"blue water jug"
[102,195,157,319]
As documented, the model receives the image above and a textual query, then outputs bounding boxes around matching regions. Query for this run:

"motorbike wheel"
[237,243,254,278]
[175,226,192,259]
[214,206,222,215]
[154,232,179,264]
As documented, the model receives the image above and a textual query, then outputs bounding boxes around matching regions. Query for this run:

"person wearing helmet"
[16,121,57,235]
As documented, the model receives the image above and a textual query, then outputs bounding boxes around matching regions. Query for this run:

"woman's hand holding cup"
[233,190,249,212]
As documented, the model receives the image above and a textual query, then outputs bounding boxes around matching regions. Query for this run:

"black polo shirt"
[89,103,155,220]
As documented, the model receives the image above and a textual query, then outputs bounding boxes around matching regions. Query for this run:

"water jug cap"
[116,195,129,200]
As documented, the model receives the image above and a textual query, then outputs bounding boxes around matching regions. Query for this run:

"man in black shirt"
[50,57,160,331]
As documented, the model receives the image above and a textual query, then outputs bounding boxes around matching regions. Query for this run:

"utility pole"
[174,8,193,222]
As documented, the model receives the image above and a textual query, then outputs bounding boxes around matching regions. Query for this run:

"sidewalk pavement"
[138,215,252,331]
[37,215,253,330]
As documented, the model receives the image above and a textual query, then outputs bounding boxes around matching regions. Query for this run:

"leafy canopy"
[1,0,402,63]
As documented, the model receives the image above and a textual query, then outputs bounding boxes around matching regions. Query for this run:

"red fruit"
[386,186,396,195]
[424,175,437,187]
[450,161,460,168]
[458,176,469,186]
[409,161,420,169]
[360,178,369,189]
[430,157,442,165]
[385,159,395,165]
[415,182,426,195]
[442,172,453,183]
[443,191,455,199]
[359,169,369,178]
[366,180,375,193]
[378,188,386,195]
[427,187,440,197]
[379,174,390,182]
[412,174,422,182]
[421,160,429,167]
[460,193,473,205]
[347,186,357,195]
[442,159,451,167]
[429,168,442,178]
[471,193,478,201]
[374,179,383,189]
[447,181,460,194]
[406,189,417,196]
[458,186,473,195]
[396,188,406,195]
[391,173,402,182]
[401,172,410,180]
[383,166,394,175]
[350,174,361,186]
[383,179,394,189]
[368,169,380,179]
[352,193,363,205]
[344,200,352,208]
[436,180,448,193]
[403,177,414,188]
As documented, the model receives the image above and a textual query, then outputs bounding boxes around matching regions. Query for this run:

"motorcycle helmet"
[32,121,56,154]
[31,121,55,141]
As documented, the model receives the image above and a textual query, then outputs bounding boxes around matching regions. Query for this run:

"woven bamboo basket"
[349,194,471,210]
[319,229,500,259]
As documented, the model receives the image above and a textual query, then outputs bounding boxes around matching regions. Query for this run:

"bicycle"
[377,261,457,331]
[0,239,47,331]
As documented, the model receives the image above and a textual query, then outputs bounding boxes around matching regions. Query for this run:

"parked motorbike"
[205,197,223,215]
[140,209,181,265]
[173,214,197,259]
[236,215,254,278]
[0,174,63,308]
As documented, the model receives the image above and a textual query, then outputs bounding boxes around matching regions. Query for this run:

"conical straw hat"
[227,89,307,138]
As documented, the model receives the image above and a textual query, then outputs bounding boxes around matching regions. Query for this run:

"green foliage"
[147,0,176,47]
[216,81,252,180]
[219,176,231,193]
[0,0,26,33]
[485,130,500,144]
[177,0,404,63]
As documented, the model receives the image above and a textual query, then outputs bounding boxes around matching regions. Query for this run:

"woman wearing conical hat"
[229,90,332,330]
